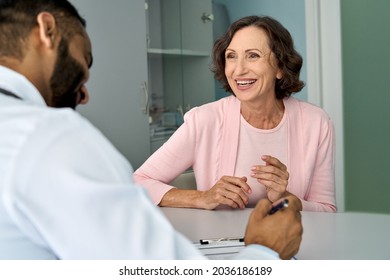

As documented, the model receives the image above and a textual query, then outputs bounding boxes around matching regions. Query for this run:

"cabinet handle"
[201,12,214,23]
[141,81,149,114]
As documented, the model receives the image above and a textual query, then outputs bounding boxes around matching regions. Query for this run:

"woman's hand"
[250,155,289,202]
[200,176,252,209]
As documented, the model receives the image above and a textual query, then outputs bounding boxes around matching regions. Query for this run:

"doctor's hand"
[200,176,252,210]
[250,155,289,202]
[244,198,303,260]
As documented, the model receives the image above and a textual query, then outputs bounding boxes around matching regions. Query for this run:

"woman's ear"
[276,69,283,80]
[36,12,57,49]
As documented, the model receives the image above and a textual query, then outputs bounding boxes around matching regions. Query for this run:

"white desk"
[161,207,390,259]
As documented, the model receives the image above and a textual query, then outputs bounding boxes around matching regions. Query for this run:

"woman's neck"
[240,99,285,129]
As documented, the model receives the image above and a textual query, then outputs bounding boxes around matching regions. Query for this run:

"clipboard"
[195,237,245,260]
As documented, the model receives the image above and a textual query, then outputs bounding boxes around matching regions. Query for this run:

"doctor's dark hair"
[0,0,86,59]
[211,15,304,99]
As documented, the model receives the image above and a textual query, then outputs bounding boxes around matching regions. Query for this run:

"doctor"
[0,0,302,260]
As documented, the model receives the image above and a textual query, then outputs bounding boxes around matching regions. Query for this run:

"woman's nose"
[234,57,248,75]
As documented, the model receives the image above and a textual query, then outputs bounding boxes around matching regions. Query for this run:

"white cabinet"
[71,0,216,165]
[72,0,151,169]
[146,0,215,152]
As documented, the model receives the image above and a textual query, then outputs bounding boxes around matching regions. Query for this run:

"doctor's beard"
[50,38,85,109]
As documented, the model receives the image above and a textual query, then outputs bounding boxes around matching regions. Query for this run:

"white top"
[0,65,279,260]
[235,114,288,207]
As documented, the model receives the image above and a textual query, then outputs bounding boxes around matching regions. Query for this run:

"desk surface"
[161,207,390,259]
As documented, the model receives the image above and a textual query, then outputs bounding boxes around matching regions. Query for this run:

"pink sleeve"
[303,116,337,212]
[285,98,337,213]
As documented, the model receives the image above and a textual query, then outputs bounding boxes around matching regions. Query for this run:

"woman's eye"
[225,53,236,60]
[248,53,260,60]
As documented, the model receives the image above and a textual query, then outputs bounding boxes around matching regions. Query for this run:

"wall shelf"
[147,48,210,57]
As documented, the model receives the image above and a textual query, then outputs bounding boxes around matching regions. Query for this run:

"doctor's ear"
[36,12,58,48]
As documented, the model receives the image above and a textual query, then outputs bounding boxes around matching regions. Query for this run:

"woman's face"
[224,26,282,103]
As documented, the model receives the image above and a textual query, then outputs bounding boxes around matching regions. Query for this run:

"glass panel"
[146,0,183,152]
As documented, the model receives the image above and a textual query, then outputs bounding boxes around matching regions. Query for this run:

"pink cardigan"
[134,96,337,212]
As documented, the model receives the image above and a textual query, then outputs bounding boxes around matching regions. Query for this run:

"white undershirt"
[234,112,288,207]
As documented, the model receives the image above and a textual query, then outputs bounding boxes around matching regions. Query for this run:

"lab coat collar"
[0,65,47,107]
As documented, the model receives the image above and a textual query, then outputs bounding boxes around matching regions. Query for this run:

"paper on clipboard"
[195,237,245,260]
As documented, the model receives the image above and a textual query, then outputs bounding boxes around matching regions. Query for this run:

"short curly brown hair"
[211,15,304,99]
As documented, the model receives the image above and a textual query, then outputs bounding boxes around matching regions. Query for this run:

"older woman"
[134,16,336,212]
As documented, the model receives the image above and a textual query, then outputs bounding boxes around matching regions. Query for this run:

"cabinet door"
[154,0,213,53]
[72,0,151,169]
[180,0,213,53]
[158,0,215,111]
[180,0,215,110]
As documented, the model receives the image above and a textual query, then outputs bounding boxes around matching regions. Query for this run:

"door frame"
[305,0,344,211]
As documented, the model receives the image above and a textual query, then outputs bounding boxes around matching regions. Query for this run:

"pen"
[269,198,289,215]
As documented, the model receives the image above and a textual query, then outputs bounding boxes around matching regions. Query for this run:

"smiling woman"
[224,26,280,98]
[134,15,336,213]
[212,16,304,100]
